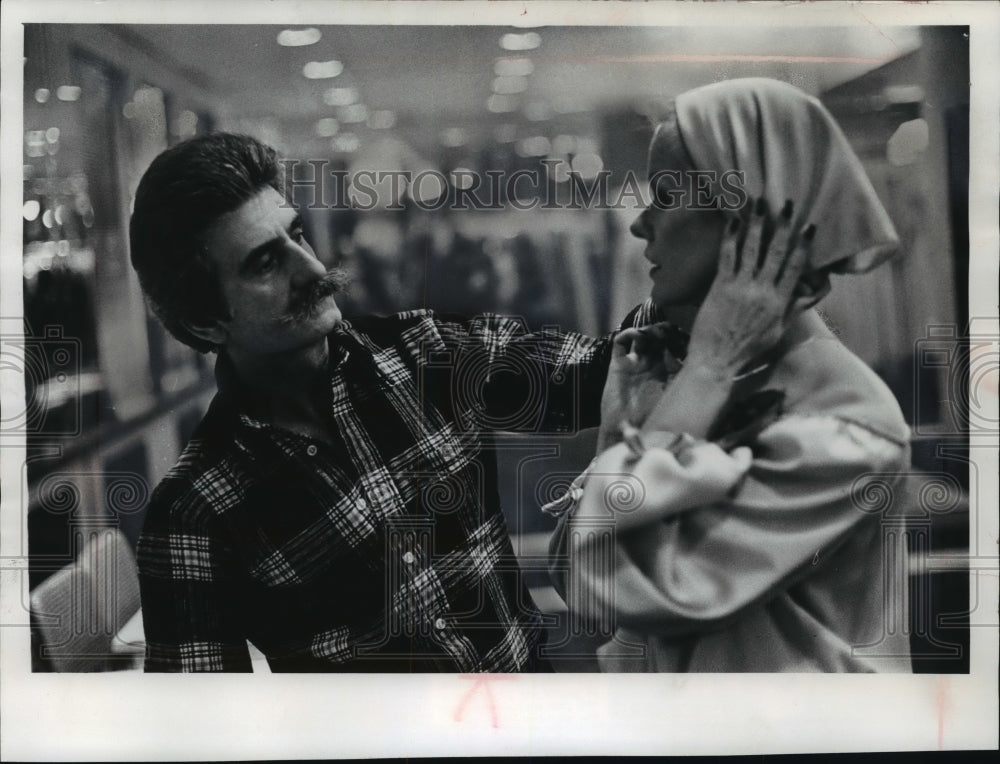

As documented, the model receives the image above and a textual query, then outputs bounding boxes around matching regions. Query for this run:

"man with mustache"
[129,133,622,671]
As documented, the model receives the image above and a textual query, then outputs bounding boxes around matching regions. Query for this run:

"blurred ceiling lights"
[303,60,344,79]
[499,32,541,51]
[487,94,518,113]
[494,57,534,77]
[332,132,360,153]
[277,28,322,47]
[56,86,81,101]
[524,101,552,122]
[338,104,369,124]
[368,110,397,130]
[324,86,358,106]
[440,127,468,148]
[492,75,528,95]
[315,117,339,137]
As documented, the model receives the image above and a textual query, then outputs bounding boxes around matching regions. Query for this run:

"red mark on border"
[453,674,516,728]
[936,676,950,749]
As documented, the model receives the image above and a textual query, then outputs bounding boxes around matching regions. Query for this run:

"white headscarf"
[672,78,900,274]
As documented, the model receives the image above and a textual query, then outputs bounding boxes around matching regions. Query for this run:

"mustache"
[279,268,350,326]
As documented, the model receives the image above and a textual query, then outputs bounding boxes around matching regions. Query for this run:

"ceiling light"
[34,88,50,103]
[338,104,369,124]
[515,136,551,157]
[494,57,534,77]
[547,159,571,184]
[492,75,528,95]
[367,110,396,130]
[323,87,358,106]
[277,28,321,47]
[440,127,468,148]
[487,94,518,114]
[316,117,339,137]
[571,152,604,180]
[524,101,552,122]
[331,133,360,153]
[551,134,577,155]
[303,60,344,79]
[500,32,541,51]
[175,111,198,138]
[56,86,81,102]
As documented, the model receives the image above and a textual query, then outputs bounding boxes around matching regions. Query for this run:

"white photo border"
[1,1,997,759]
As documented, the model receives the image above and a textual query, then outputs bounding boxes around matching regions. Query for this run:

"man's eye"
[257,253,277,273]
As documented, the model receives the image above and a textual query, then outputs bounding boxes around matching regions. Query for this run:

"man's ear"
[182,317,228,347]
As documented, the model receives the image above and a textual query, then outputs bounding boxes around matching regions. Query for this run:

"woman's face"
[629,128,726,308]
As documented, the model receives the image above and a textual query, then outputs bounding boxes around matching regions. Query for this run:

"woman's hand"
[685,198,818,378]
[598,324,682,450]
[638,200,818,440]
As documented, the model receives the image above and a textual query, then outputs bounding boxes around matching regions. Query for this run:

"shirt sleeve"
[432,303,668,433]
[430,312,610,433]
[550,414,909,636]
[137,486,253,672]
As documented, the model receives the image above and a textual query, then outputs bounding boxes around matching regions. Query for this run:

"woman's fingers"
[718,216,742,276]
[758,199,795,282]
[738,197,767,276]
[776,223,816,296]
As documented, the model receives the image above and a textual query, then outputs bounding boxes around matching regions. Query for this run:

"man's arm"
[137,487,253,672]
[434,304,660,434]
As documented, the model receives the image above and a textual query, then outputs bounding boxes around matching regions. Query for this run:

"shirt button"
[356,498,367,509]
[402,551,416,565]
[306,445,318,456]
[434,617,447,631]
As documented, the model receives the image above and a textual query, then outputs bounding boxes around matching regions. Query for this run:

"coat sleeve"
[551,415,909,636]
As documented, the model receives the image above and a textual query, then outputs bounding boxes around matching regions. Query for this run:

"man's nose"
[288,241,326,285]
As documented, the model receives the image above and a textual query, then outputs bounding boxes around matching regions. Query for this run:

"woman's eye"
[654,182,681,209]
[291,229,305,244]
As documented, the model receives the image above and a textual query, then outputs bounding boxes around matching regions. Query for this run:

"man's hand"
[685,198,820,378]
[598,324,682,450]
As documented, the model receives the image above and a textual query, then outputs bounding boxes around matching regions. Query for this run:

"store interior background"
[19,24,971,672]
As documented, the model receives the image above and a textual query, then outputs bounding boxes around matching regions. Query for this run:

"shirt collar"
[213,322,361,424]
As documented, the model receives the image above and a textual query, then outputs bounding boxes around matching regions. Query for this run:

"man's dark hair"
[129,132,285,353]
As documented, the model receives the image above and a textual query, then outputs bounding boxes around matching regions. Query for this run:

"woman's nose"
[630,210,650,240]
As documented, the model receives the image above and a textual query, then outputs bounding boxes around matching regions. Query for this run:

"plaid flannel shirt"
[137,309,628,672]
